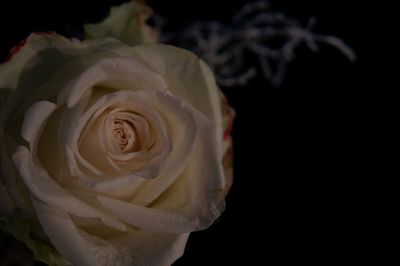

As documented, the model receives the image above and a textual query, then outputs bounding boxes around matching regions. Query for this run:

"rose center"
[105,108,155,156]
[111,117,140,153]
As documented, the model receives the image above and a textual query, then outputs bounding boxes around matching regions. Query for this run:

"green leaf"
[84,1,158,46]
[0,212,69,266]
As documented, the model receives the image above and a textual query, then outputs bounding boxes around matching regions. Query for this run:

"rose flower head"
[0,31,234,265]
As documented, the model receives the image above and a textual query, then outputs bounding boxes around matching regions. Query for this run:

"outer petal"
[109,230,189,266]
[148,107,226,229]
[0,33,127,139]
[58,57,167,108]
[126,91,198,204]
[32,198,120,266]
[84,1,158,46]
[13,146,127,232]
[33,198,189,266]
[0,33,121,92]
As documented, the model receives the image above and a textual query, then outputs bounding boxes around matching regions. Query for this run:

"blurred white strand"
[157,0,356,87]
[233,0,270,24]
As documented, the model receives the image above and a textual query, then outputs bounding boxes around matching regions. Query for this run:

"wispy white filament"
[157,0,356,87]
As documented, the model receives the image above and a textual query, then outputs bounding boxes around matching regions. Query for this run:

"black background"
[0,0,372,265]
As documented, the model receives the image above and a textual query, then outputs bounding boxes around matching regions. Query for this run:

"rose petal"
[12,146,127,232]
[0,34,124,129]
[0,33,78,90]
[32,198,121,266]
[109,231,189,266]
[127,91,198,205]
[33,198,189,266]
[58,57,167,108]
[142,100,226,230]
[97,196,198,233]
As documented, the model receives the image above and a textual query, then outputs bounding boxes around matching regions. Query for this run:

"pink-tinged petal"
[220,92,236,195]
[60,90,173,191]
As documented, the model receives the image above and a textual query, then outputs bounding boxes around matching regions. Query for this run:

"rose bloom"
[0,33,234,266]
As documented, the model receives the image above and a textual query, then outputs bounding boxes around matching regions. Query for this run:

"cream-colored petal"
[109,231,189,266]
[138,95,226,230]
[129,91,198,205]
[33,197,189,266]
[63,89,108,177]
[58,57,166,108]
[0,33,78,91]
[32,198,122,266]
[178,111,225,228]
[98,196,198,233]
[12,146,126,232]
[0,34,124,132]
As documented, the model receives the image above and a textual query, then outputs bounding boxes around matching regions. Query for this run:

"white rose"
[0,33,229,266]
